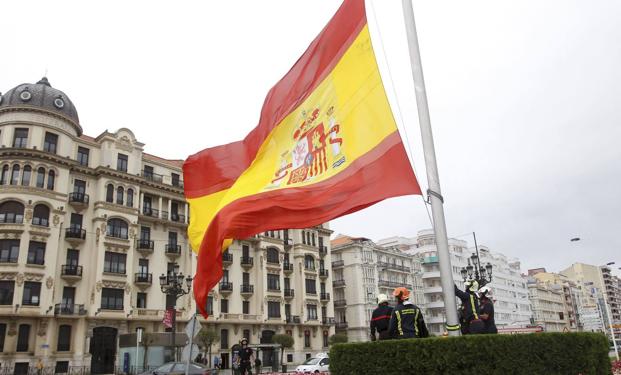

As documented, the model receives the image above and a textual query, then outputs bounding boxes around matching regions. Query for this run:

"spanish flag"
[184,0,421,317]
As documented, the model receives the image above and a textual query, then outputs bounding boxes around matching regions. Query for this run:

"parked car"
[295,353,329,373]
[140,362,214,375]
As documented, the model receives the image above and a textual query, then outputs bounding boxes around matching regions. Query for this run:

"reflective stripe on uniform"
[396,310,403,336]
[414,309,420,337]
[470,294,479,320]
[445,323,461,331]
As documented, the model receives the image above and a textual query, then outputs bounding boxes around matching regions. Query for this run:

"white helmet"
[479,285,492,296]
[377,294,389,304]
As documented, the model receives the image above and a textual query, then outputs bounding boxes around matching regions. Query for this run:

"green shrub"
[329,333,349,345]
[329,333,610,375]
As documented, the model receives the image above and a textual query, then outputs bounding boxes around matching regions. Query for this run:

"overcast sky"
[2,0,620,274]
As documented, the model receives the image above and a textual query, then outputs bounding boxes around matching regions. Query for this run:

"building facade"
[529,269,581,331]
[329,235,422,342]
[526,277,568,332]
[0,78,334,373]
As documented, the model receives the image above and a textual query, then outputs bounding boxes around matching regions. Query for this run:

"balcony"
[0,213,24,224]
[332,260,344,268]
[170,213,185,223]
[240,284,254,296]
[320,292,331,302]
[319,269,329,279]
[319,246,328,257]
[286,315,301,324]
[423,256,439,264]
[165,244,182,257]
[61,265,83,281]
[219,282,233,293]
[136,239,154,254]
[422,271,441,279]
[141,207,159,218]
[283,261,293,273]
[241,256,254,268]
[68,192,89,210]
[322,317,336,325]
[284,288,295,299]
[135,273,153,286]
[335,322,348,330]
[267,285,281,293]
[222,252,233,266]
[54,304,86,316]
[334,299,347,307]
[333,279,346,288]
[142,171,163,183]
[65,227,86,243]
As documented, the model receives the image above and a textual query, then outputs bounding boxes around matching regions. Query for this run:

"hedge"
[329,333,610,375]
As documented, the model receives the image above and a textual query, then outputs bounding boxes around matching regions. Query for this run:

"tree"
[329,333,348,345]
[196,329,220,367]
[272,334,294,365]
[141,333,157,370]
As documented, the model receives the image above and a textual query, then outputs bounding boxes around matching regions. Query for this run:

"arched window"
[304,255,315,270]
[36,167,45,188]
[266,248,280,264]
[0,165,9,185]
[47,170,55,190]
[106,184,114,203]
[0,200,25,224]
[107,218,128,239]
[32,204,50,227]
[126,189,134,208]
[21,166,31,186]
[116,187,124,205]
[10,165,20,185]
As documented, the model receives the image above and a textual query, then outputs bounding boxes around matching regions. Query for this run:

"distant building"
[529,269,582,331]
[330,235,423,342]
[526,277,568,332]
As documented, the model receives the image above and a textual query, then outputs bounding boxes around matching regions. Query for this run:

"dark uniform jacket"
[454,284,484,334]
[370,304,393,340]
[479,298,498,334]
[388,301,429,339]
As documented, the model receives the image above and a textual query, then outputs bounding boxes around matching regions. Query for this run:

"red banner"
[162,309,174,328]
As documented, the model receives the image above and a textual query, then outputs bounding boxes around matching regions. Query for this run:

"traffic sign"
[181,344,200,361]
[185,314,202,338]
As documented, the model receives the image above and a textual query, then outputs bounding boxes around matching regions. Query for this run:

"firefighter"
[478,285,498,334]
[388,287,429,339]
[237,338,254,375]
[454,280,484,334]
[370,294,393,341]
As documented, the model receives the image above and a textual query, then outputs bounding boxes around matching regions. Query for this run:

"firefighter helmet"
[377,294,389,304]
[392,287,410,300]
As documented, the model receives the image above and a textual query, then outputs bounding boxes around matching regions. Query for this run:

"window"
[304,331,310,348]
[77,147,89,166]
[305,278,317,295]
[307,304,318,321]
[220,329,228,348]
[16,324,30,352]
[140,226,151,241]
[101,288,124,310]
[243,330,251,343]
[104,252,126,274]
[55,362,69,374]
[0,281,15,304]
[32,204,50,226]
[0,323,5,352]
[267,274,280,291]
[106,184,114,203]
[13,128,28,148]
[21,166,31,186]
[22,282,41,306]
[137,293,147,308]
[36,167,45,188]
[127,189,134,207]
[47,170,55,190]
[10,165,20,185]
[0,201,24,224]
[107,218,128,239]
[287,354,293,363]
[0,239,20,263]
[266,248,279,264]
[0,165,8,184]
[323,331,329,348]
[220,298,228,313]
[27,241,45,265]
[57,325,71,351]
[116,186,124,205]
[268,301,281,318]
[168,231,178,246]
[143,165,154,179]
[171,202,180,221]
[117,153,128,172]
[44,132,58,154]
[206,296,213,315]
[15,363,29,375]
[243,301,250,314]
[304,255,315,270]
[70,213,83,231]
[171,173,180,187]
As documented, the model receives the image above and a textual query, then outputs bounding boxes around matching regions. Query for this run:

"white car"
[295,354,330,373]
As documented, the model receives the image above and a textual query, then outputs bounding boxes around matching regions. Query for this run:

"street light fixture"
[159,263,193,362]
[460,232,493,287]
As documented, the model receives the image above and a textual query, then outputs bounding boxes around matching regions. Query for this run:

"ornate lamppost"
[159,263,192,361]
[459,232,493,287]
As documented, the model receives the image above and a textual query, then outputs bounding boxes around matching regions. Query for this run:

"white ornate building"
[0,78,334,374]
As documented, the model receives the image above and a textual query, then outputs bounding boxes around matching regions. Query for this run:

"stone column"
[139,192,144,214]
[184,203,189,224]
[158,196,163,219]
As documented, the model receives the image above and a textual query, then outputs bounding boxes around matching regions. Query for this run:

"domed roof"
[0,77,80,127]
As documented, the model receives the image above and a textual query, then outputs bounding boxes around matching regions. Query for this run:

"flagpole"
[401,0,460,336]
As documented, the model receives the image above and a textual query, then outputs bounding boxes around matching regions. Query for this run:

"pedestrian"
[478,286,498,334]
[213,356,220,374]
[370,294,393,341]
[237,338,254,375]
[454,280,485,334]
[388,287,429,339]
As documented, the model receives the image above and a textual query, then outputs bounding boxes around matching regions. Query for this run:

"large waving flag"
[184,0,421,317]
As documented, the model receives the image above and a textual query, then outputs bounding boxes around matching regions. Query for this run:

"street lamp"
[459,232,493,287]
[159,263,193,361]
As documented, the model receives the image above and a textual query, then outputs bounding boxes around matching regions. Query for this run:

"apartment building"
[528,269,581,331]
[526,277,568,332]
